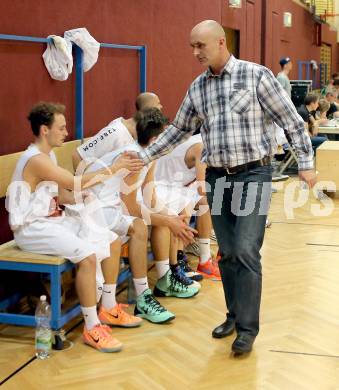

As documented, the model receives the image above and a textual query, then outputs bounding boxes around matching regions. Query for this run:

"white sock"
[198,238,211,264]
[96,284,103,303]
[133,277,149,296]
[81,306,100,330]
[101,284,117,310]
[155,259,170,279]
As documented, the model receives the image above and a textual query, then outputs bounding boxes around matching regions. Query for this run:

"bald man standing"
[139,20,315,354]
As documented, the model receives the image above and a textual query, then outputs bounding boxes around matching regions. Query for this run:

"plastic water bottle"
[35,295,52,359]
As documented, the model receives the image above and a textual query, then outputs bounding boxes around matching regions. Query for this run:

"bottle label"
[36,334,52,351]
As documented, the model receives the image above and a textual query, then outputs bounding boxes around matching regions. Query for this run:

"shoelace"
[170,269,190,291]
[177,263,194,285]
[101,324,113,334]
[178,259,193,273]
[144,293,166,313]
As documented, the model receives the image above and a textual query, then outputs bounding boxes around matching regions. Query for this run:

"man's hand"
[82,189,95,203]
[167,215,198,245]
[299,169,317,188]
[112,152,144,174]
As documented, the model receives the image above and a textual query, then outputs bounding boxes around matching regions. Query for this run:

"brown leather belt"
[207,156,271,175]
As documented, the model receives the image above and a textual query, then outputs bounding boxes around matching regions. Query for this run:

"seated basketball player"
[72,93,182,292]
[84,108,200,321]
[6,102,144,353]
[155,133,220,280]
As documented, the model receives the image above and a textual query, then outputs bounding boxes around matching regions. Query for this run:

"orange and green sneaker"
[82,324,123,352]
[197,258,221,280]
[98,303,142,328]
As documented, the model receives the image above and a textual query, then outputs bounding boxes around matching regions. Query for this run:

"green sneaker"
[154,269,199,298]
[134,289,175,324]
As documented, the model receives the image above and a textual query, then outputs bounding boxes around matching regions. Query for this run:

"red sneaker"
[197,258,221,280]
[215,250,222,262]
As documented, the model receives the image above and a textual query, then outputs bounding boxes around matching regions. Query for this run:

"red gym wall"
[0,0,338,244]
[1,0,337,156]
[0,0,224,157]
[263,0,338,80]
[222,0,263,64]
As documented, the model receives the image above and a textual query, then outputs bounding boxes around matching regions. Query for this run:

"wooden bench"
[316,141,339,193]
[0,140,132,330]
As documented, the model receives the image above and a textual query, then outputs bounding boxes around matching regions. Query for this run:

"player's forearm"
[80,167,116,189]
[149,213,173,227]
[135,203,175,227]
[126,203,143,219]
[58,188,76,205]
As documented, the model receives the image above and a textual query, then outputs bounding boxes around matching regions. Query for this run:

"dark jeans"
[206,165,273,337]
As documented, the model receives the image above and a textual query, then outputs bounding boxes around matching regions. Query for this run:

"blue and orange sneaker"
[197,258,221,280]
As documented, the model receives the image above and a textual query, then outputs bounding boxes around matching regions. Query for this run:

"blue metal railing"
[0,34,52,43]
[74,45,84,140]
[100,42,147,101]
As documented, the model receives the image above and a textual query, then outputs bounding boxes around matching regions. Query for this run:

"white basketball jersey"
[7,144,58,231]
[85,142,151,206]
[155,134,202,186]
[77,117,134,160]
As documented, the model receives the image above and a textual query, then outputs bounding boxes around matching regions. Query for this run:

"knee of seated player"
[151,225,170,237]
[110,237,122,255]
[128,218,148,240]
[198,195,209,206]
[78,254,97,271]
[194,197,210,214]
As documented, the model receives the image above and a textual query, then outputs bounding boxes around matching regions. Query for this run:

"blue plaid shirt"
[141,55,313,170]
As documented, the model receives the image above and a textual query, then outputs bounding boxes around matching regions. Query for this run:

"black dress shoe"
[231,334,255,354]
[212,319,235,338]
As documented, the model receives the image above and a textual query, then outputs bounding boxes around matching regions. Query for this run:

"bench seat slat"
[0,240,66,265]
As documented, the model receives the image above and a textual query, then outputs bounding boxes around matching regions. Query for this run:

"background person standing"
[276,57,292,98]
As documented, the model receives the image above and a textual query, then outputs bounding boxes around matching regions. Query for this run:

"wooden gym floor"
[1,178,339,389]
